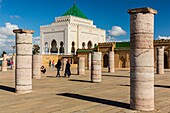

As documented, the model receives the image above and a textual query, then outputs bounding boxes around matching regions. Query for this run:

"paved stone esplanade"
[91,52,102,83]
[128,7,157,111]
[13,29,34,94]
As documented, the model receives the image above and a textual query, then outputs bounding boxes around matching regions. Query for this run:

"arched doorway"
[103,54,109,68]
[119,56,126,68]
[164,53,168,69]
[87,41,92,49]
[45,42,49,53]
[51,40,58,53]
[82,42,85,49]
[60,41,64,53]
[71,41,75,54]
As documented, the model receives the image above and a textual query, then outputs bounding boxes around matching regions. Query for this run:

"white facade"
[40,15,106,55]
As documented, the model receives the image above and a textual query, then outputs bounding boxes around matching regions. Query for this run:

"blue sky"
[0,0,170,53]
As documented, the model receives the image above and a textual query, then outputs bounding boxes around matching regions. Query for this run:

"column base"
[16,90,32,94]
[33,75,41,79]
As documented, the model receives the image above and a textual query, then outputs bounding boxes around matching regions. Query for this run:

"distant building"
[40,3,106,55]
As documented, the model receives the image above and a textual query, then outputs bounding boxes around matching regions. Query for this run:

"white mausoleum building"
[40,3,106,55]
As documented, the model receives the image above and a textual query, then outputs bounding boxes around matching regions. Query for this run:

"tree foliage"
[32,44,40,55]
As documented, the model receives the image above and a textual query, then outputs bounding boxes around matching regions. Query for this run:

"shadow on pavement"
[46,76,57,78]
[102,75,129,78]
[46,76,66,78]
[154,85,170,88]
[57,93,130,109]
[0,85,15,92]
[69,79,92,83]
[120,84,170,88]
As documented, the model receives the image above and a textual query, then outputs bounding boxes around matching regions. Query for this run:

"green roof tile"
[116,42,130,48]
[63,3,88,19]
[77,49,93,53]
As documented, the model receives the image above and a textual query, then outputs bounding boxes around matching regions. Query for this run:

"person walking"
[49,60,51,67]
[55,58,62,77]
[52,60,54,68]
[10,60,13,69]
[64,59,71,78]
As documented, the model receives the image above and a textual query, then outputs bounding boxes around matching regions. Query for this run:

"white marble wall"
[40,16,106,55]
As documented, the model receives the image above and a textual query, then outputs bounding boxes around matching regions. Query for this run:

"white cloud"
[0,38,6,46]
[0,34,7,39]
[106,35,115,42]
[0,22,19,36]
[106,34,129,42]
[33,36,40,45]
[6,39,15,43]
[10,15,20,19]
[157,35,170,40]
[0,22,19,54]
[108,26,126,37]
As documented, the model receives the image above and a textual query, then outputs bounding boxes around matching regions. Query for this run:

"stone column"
[12,55,16,70]
[13,29,34,94]
[108,51,115,73]
[128,8,157,111]
[126,54,130,68]
[2,54,7,71]
[88,53,92,70]
[156,47,164,74]
[91,52,102,83]
[49,45,51,55]
[42,46,45,54]
[33,55,42,79]
[78,57,85,75]
[168,49,170,69]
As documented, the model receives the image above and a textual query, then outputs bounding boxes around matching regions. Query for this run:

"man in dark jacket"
[64,59,71,78]
[56,58,62,77]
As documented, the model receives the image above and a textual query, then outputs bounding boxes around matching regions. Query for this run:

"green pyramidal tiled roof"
[63,3,88,19]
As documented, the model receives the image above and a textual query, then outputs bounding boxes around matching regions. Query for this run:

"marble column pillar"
[13,29,34,94]
[156,47,164,74]
[12,55,16,70]
[33,55,42,79]
[108,51,115,73]
[128,7,157,111]
[126,54,130,68]
[49,45,51,55]
[91,52,102,83]
[78,57,85,75]
[2,54,7,71]
[88,53,92,70]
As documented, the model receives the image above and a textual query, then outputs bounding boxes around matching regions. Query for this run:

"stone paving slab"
[0,68,170,113]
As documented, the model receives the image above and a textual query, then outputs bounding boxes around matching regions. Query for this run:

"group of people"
[55,58,71,78]
[41,58,71,78]
[49,60,55,68]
